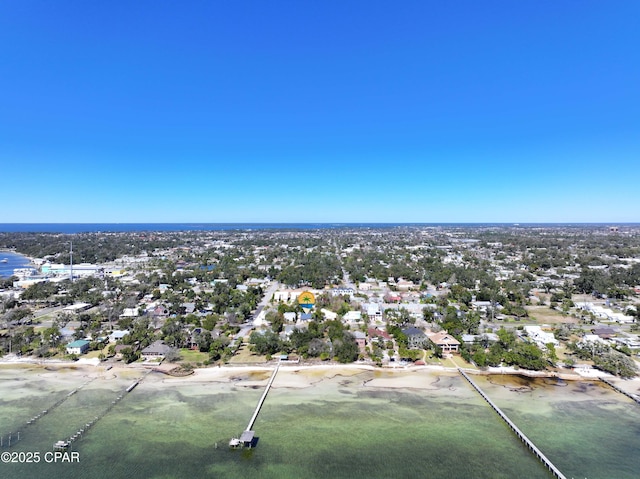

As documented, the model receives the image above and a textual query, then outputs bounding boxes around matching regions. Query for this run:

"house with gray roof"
[402,327,427,349]
[141,340,172,359]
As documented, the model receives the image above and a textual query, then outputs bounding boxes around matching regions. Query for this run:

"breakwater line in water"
[458,369,567,479]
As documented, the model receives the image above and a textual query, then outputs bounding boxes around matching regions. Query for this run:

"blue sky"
[1,1,638,223]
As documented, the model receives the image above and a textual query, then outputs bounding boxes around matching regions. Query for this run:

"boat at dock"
[54,440,70,451]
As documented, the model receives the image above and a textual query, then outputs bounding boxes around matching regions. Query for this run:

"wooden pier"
[458,369,567,479]
[600,378,640,405]
[54,370,151,449]
[1,378,96,449]
[230,362,280,448]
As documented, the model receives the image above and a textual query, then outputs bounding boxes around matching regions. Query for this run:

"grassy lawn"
[440,357,459,368]
[178,348,209,364]
[85,350,104,359]
[228,343,267,364]
[422,350,443,365]
[452,355,478,370]
[525,305,578,324]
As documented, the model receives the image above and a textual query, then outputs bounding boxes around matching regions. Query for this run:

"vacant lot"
[228,343,267,364]
[526,305,578,325]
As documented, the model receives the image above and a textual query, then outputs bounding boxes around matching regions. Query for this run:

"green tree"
[333,332,358,363]
[249,331,281,355]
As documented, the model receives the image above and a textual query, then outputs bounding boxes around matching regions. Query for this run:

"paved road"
[253,281,280,319]
[237,281,280,339]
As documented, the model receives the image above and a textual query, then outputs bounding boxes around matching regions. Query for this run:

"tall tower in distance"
[70,241,73,282]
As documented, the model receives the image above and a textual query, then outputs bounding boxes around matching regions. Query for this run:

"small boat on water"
[0,258,8,263]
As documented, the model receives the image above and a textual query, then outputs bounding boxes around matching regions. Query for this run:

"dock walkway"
[0,378,96,449]
[230,362,280,448]
[458,369,567,479]
[246,362,280,432]
[55,369,152,449]
[600,378,640,405]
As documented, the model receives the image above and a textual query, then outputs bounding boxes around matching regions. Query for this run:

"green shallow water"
[8,365,634,478]
[473,374,640,479]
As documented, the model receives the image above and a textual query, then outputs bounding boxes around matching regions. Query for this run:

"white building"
[343,311,363,323]
[523,325,558,349]
[364,303,382,321]
[66,340,90,355]
[41,263,103,278]
[331,287,354,298]
[121,308,140,318]
[321,308,338,320]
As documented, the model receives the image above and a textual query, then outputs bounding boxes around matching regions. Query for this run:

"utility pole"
[70,241,73,282]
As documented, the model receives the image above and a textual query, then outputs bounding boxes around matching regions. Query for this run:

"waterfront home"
[368,327,392,343]
[114,344,138,360]
[66,339,90,355]
[402,327,428,349]
[523,325,558,349]
[426,331,460,355]
[141,340,172,359]
[352,331,366,353]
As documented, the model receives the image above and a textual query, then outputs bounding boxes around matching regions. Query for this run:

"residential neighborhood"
[1,225,639,378]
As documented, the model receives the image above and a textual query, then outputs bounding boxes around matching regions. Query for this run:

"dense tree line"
[461,328,550,371]
[277,252,342,288]
[249,317,359,363]
[0,232,182,263]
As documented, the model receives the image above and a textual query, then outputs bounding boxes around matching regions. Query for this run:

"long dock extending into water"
[458,369,567,479]
[600,378,640,405]
[0,378,96,449]
[54,370,152,450]
[230,362,280,448]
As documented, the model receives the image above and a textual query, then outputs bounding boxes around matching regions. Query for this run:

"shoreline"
[0,354,630,384]
[2,356,639,403]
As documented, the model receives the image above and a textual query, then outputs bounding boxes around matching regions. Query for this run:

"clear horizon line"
[1,221,638,225]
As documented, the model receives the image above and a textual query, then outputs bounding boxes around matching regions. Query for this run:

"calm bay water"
[2,366,639,479]
[472,374,640,479]
[0,365,554,479]
[0,251,33,278]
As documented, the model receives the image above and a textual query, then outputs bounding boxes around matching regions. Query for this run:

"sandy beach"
[2,355,632,390]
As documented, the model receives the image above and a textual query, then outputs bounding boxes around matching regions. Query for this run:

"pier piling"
[230,362,280,448]
[600,378,640,405]
[458,369,567,479]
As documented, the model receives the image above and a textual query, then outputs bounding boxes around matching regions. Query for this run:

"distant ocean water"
[0,223,631,234]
